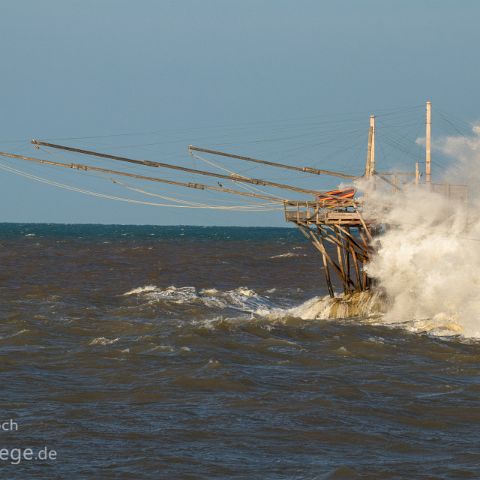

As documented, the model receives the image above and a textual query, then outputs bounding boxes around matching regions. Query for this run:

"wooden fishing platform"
[0,101,469,298]
[284,203,366,226]
[284,199,374,297]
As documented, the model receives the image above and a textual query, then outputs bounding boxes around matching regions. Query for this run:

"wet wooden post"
[369,114,376,176]
[322,252,334,298]
[365,124,373,177]
[344,232,351,291]
[349,243,362,292]
[426,100,432,184]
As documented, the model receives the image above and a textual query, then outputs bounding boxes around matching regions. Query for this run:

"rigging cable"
[0,162,283,211]
[189,151,280,198]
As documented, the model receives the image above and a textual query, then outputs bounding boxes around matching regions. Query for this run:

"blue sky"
[1,0,479,226]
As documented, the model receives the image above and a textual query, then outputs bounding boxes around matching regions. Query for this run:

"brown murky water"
[0,224,479,479]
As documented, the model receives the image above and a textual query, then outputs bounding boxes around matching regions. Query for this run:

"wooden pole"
[189,146,357,180]
[323,255,335,298]
[426,100,432,184]
[415,162,420,185]
[349,242,362,292]
[355,207,373,243]
[0,150,286,202]
[30,140,323,196]
[333,227,348,294]
[334,225,369,262]
[298,225,334,297]
[369,115,376,176]
[305,228,355,290]
[365,125,373,177]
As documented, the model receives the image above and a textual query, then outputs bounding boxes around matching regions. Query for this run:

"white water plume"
[358,124,480,338]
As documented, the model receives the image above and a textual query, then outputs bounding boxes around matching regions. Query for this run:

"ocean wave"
[0,329,29,340]
[269,252,307,259]
[277,292,467,337]
[89,337,120,346]
[123,284,470,338]
[123,285,277,315]
[123,285,158,296]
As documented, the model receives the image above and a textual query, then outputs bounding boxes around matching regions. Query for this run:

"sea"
[0,223,479,479]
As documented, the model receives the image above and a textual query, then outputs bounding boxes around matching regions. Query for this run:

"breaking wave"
[269,252,307,259]
[123,285,278,315]
[123,284,472,338]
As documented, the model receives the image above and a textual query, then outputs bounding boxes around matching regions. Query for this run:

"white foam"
[123,285,277,314]
[89,337,119,346]
[123,279,474,339]
[123,285,158,296]
[357,175,480,338]
[270,252,307,259]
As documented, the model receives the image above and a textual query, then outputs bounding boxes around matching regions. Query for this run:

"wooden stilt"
[343,227,351,290]
[298,224,334,297]
[349,243,362,292]
[333,225,369,262]
[322,252,335,298]
[333,227,348,294]
[306,228,356,290]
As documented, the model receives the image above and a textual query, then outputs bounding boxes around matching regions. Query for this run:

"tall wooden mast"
[364,114,376,177]
[369,115,376,176]
[425,100,432,184]
[365,124,373,177]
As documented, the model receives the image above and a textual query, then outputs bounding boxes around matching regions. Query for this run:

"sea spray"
[283,290,385,320]
[356,125,480,337]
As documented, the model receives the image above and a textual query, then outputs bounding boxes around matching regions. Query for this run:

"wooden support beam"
[334,225,369,262]
[31,140,324,196]
[285,204,374,295]
[426,100,432,184]
[333,227,349,294]
[0,150,286,202]
[298,224,334,297]
[369,115,376,176]
[307,228,356,291]
[188,145,357,180]
[341,226,351,291]
[365,125,373,177]
[319,236,335,298]
[355,208,373,244]
[347,232,362,292]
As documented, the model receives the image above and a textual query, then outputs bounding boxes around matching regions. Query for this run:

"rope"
[189,151,280,198]
[112,179,278,208]
[0,162,283,212]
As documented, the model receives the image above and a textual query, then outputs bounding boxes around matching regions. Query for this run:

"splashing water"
[123,285,386,327]
[355,125,480,338]
[123,285,279,315]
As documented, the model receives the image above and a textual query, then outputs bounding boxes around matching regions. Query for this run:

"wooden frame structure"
[0,101,469,298]
[284,200,373,297]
